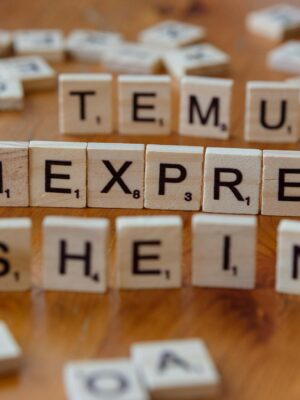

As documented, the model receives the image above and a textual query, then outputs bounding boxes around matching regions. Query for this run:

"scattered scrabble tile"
[244,81,299,143]
[115,215,182,289]
[0,218,31,292]
[276,219,300,295]
[0,71,23,110]
[179,76,233,139]
[192,214,257,289]
[267,41,300,73]
[118,75,171,135]
[0,56,56,91]
[246,4,300,40]
[0,30,12,56]
[131,339,220,399]
[43,216,109,292]
[145,145,203,211]
[87,143,145,209]
[202,147,262,215]
[103,42,163,74]
[0,142,29,206]
[164,43,230,78]
[59,73,113,135]
[13,29,65,62]
[64,359,148,400]
[262,150,300,216]
[139,20,206,48]
[29,141,87,208]
[66,29,122,63]
[0,321,22,375]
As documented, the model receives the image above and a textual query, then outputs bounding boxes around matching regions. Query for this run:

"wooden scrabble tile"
[276,219,300,295]
[192,214,257,289]
[115,215,182,289]
[268,40,300,74]
[0,72,24,110]
[59,73,113,135]
[0,31,12,56]
[64,359,148,400]
[202,148,262,215]
[43,216,109,293]
[131,339,220,399]
[103,42,163,74]
[179,76,233,139]
[118,75,171,135]
[246,4,300,41]
[244,81,299,143]
[0,218,31,292]
[13,30,65,62]
[139,20,206,48]
[0,321,22,375]
[164,43,230,79]
[0,142,28,206]
[29,141,87,208]
[66,29,122,63]
[144,145,203,211]
[87,143,145,209]
[0,56,56,91]
[262,150,300,216]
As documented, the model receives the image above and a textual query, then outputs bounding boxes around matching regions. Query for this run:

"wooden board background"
[1,0,300,399]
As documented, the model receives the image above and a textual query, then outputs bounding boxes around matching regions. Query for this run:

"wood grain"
[0,0,300,399]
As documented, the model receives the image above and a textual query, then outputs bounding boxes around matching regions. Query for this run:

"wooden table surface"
[1,0,300,399]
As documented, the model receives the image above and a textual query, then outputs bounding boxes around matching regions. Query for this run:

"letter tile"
[0,72,23,111]
[267,41,300,74]
[192,214,257,289]
[0,321,22,375]
[43,216,109,293]
[115,215,182,289]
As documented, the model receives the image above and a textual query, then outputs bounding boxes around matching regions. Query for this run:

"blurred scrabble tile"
[246,4,300,40]
[59,73,113,134]
[0,218,31,292]
[0,321,22,375]
[0,142,28,206]
[103,42,163,74]
[13,29,65,62]
[164,43,230,78]
[276,219,300,294]
[64,359,148,400]
[145,145,203,211]
[115,215,182,289]
[202,147,262,215]
[179,76,233,139]
[87,143,145,209]
[0,71,23,110]
[43,216,109,293]
[0,31,12,56]
[267,41,300,73]
[0,56,56,91]
[118,75,171,135]
[66,29,122,63]
[244,81,299,143]
[262,150,300,216]
[192,213,257,289]
[29,141,87,208]
[131,339,220,399]
[139,20,206,48]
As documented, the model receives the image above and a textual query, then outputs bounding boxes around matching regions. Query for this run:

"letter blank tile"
[267,41,300,74]
[87,143,144,209]
[64,359,148,400]
[118,75,171,135]
[192,214,257,289]
[131,339,220,399]
[262,150,300,216]
[0,321,22,375]
[116,216,182,289]
[29,141,87,208]
[202,148,262,215]
[43,216,109,293]
[145,145,203,211]
[244,81,299,143]
[59,73,112,134]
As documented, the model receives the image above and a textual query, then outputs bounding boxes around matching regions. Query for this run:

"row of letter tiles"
[3,213,300,295]
[58,74,300,143]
